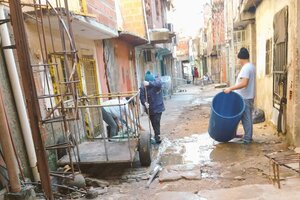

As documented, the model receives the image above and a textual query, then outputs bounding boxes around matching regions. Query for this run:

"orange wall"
[120,0,147,39]
[176,39,189,57]
[96,39,136,94]
[113,39,135,92]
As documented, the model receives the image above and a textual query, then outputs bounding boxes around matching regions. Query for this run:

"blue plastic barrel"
[208,92,245,142]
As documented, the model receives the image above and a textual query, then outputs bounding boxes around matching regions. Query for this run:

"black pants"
[149,113,162,141]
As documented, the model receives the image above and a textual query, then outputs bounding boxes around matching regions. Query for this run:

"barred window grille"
[265,39,272,75]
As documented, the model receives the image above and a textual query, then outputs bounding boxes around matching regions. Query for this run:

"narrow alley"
[1,0,300,200]
[73,84,300,200]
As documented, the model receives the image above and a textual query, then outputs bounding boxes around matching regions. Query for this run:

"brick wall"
[86,0,117,29]
[212,11,225,46]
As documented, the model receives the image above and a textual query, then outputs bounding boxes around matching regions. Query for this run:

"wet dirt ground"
[79,84,295,200]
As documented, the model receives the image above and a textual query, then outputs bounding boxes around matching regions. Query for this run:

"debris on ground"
[253,108,265,124]
[234,176,245,181]
[214,83,227,88]
[159,164,201,182]
[85,178,109,188]
[146,164,162,188]
[85,188,99,199]
[63,174,86,189]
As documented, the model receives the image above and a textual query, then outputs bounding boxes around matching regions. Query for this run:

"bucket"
[208,92,245,142]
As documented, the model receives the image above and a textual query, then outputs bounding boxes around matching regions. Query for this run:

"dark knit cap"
[237,47,249,59]
[145,71,155,81]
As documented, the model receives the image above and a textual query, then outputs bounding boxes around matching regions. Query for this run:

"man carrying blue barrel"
[224,47,256,144]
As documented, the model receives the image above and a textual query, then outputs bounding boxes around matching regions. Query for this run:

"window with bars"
[233,30,249,72]
[273,6,288,107]
[144,50,153,62]
[273,42,287,105]
[233,30,246,43]
[265,39,272,75]
[80,57,102,136]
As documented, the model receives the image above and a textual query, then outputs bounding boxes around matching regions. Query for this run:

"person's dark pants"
[149,113,162,141]
[101,108,118,138]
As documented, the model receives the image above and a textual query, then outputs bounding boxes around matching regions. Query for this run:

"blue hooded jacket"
[140,79,165,115]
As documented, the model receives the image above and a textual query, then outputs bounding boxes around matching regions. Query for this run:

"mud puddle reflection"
[160,133,215,166]
[157,133,263,180]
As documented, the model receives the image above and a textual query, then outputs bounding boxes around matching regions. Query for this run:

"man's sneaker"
[151,138,157,144]
[155,139,162,144]
[243,140,252,144]
[234,134,243,138]
[151,137,162,144]
[235,139,252,144]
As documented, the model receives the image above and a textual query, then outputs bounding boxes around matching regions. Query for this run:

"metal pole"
[0,90,21,193]
[8,0,53,199]
[144,86,152,137]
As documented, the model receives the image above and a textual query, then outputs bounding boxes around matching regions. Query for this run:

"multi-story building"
[205,0,226,83]
[135,0,176,88]
[0,1,119,198]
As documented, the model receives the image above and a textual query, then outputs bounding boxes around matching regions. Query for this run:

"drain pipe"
[0,90,21,193]
[0,6,40,181]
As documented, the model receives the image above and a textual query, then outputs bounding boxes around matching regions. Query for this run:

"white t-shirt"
[235,63,256,99]
[102,99,132,120]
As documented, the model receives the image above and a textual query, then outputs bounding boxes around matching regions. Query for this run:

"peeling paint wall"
[103,39,136,93]
[255,0,298,145]
[95,40,109,95]
[135,48,161,87]
[0,47,31,178]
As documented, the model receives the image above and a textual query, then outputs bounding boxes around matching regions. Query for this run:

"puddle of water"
[160,133,215,166]
[203,97,213,102]
[191,97,213,105]
[210,141,261,162]
[157,133,266,180]
[159,133,263,166]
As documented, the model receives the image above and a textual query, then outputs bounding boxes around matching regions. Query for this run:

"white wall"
[255,0,298,144]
